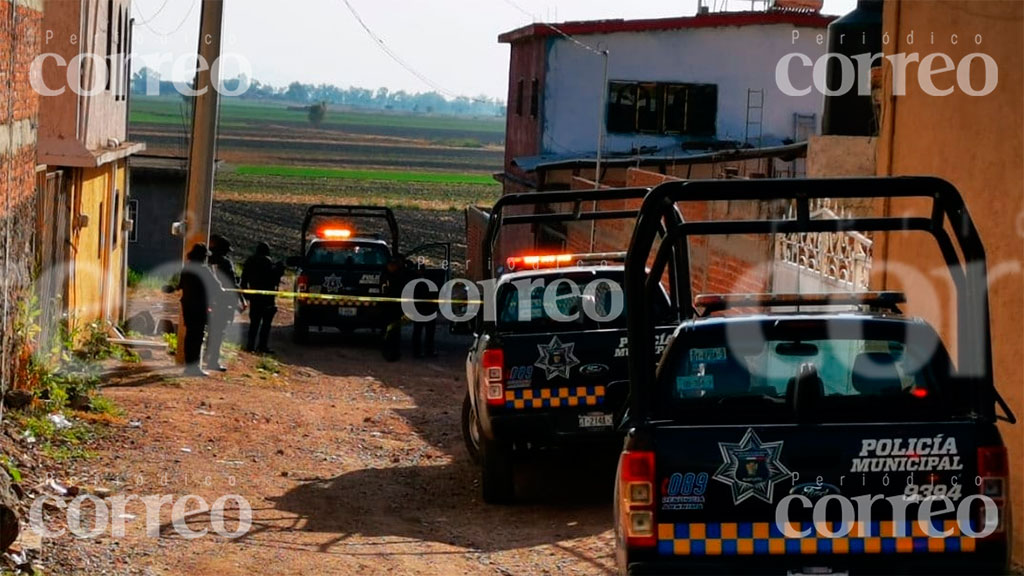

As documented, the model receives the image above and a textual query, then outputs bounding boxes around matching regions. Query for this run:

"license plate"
[578,413,613,428]
[338,307,357,317]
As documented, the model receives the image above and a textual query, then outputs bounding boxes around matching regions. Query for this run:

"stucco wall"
[874,0,1024,563]
[503,36,546,179]
[806,135,877,177]
[542,23,828,154]
[38,0,130,152]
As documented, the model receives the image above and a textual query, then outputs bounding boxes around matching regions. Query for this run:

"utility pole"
[177,0,225,362]
[589,48,609,252]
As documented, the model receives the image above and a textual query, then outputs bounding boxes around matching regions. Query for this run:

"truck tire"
[461,393,482,464]
[480,437,515,505]
[293,320,309,344]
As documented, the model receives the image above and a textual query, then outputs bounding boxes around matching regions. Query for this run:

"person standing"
[178,243,222,377]
[206,234,245,371]
[240,242,285,353]
[411,264,437,358]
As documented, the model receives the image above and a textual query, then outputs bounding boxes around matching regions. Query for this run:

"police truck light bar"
[319,228,353,239]
[695,291,907,315]
[505,251,628,271]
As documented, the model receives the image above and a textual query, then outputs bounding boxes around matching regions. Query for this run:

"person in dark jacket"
[179,243,223,377]
[411,263,437,358]
[206,234,245,371]
[240,242,285,353]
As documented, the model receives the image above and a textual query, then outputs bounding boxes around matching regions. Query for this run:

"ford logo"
[790,483,841,500]
[579,363,609,376]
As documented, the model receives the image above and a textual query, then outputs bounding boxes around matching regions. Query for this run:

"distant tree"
[308,101,328,127]
[221,73,249,97]
[286,81,311,103]
[132,67,161,95]
[212,76,505,117]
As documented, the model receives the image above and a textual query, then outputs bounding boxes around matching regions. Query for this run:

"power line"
[133,0,172,26]
[339,0,493,104]
[135,0,198,38]
[501,0,608,56]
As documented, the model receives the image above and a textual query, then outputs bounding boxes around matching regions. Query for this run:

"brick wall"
[625,167,776,300]
[0,0,43,395]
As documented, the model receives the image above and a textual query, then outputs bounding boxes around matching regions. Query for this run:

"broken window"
[608,81,718,136]
[685,84,718,136]
[636,83,660,133]
[664,85,687,133]
[607,82,636,133]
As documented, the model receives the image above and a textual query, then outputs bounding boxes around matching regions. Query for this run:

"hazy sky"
[131,0,857,100]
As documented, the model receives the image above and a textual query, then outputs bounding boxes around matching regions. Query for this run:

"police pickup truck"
[615,178,1016,575]
[462,189,682,504]
[287,205,448,360]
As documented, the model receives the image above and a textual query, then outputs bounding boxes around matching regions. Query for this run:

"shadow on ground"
[161,451,618,560]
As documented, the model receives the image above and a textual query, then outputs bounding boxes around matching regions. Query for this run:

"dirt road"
[41,298,620,575]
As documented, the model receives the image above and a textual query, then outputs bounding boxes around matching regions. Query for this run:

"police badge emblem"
[713,428,792,505]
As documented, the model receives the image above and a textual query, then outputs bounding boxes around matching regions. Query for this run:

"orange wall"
[876,0,1024,562]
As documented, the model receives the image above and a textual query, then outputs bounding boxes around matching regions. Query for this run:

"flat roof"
[499,10,834,44]
[512,141,808,173]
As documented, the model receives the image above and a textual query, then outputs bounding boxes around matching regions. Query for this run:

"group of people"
[178,236,286,377]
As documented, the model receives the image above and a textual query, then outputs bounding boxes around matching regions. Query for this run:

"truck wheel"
[293,321,309,344]
[382,323,401,362]
[461,393,481,464]
[480,437,515,505]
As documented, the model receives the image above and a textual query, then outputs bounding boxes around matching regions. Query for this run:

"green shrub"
[163,332,178,354]
[127,268,144,288]
[255,356,280,374]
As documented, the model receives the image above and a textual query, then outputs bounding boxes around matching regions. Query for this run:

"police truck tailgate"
[498,326,674,425]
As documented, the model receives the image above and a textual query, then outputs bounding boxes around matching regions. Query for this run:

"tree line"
[132,68,507,117]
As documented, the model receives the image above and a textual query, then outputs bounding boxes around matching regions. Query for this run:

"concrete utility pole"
[177,0,225,363]
[589,48,609,253]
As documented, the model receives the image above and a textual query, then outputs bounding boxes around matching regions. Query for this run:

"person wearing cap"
[179,243,224,377]
[206,234,245,371]
[240,241,285,353]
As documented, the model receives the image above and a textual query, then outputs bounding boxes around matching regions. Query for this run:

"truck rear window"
[657,322,962,423]
[675,339,933,399]
[496,276,624,331]
[306,242,389,267]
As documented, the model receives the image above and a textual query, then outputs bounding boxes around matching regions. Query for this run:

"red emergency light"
[505,253,573,270]
[319,228,352,239]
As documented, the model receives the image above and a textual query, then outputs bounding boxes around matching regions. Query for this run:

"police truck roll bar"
[624,176,1014,431]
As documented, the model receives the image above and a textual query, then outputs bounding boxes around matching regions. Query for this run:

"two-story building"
[36,0,144,336]
[465,7,834,286]
[496,8,834,194]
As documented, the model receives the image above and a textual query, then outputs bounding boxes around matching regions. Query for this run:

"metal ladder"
[744,88,764,148]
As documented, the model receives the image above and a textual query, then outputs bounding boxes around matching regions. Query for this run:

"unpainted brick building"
[0,0,42,393]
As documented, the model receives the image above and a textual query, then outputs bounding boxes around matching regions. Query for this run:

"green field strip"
[234,165,499,185]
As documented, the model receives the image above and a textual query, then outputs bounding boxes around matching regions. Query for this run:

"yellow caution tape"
[227,288,484,306]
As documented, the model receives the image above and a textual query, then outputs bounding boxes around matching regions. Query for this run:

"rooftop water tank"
[822,0,883,136]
